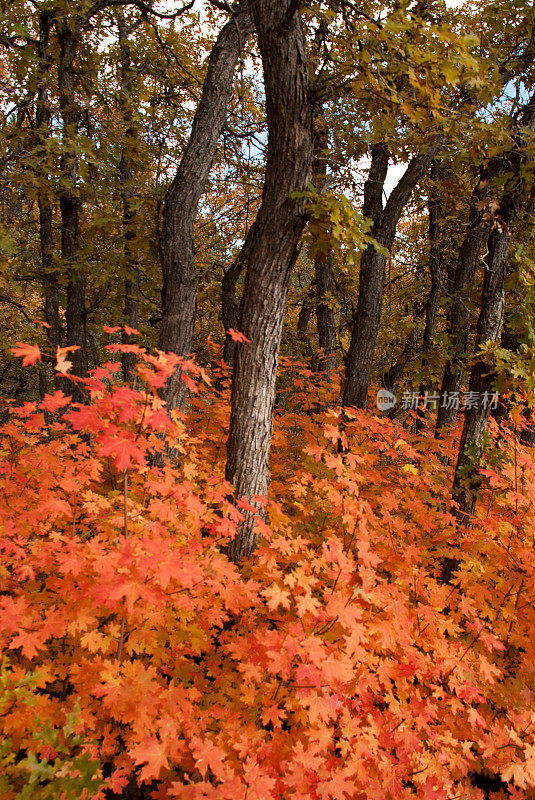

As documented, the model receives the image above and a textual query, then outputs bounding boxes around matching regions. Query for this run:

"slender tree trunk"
[314,250,337,378]
[434,183,496,432]
[57,20,87,397]
[382,169,445,395]
[36,11,62,379]
[423,166,443,352]
[221,222,256,367]
[225,0,314,563]
[158,1,253,411]
[343,138,445,409]
[118,15,139,384]
[434,140,535,434]
[297,282,314,360]
[312,129,337,380]
[452,92,535,525]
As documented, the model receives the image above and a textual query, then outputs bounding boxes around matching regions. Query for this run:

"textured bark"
[225,0,314,562]
[434,142,535,433]
[57,19,88,398]
[221,223,256,367]
[423,172,443,352]
[343,137,445,409]
[314,251,337,377]
[383,171,445,394]
[36,12,62,379]
[434,180,497,432]
[158,1,253,411]
[297,282,314,360]
[452,92,535,524]
[118,16,139,384]
[312,129,337,379]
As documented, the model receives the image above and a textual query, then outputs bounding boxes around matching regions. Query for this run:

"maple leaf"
[40,391,70,412]
[191,737,230,781]
[102,325,122,333]
[10,342,41,366]
[123,325,140,336]
[262,584,291,611]
[227,328,251,343]
[9,628,47,658]
[99,435,145,470]
[130,737,169,781]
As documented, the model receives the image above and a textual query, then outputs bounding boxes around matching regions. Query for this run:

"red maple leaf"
[10,343,41,366]
[227,328,251,343]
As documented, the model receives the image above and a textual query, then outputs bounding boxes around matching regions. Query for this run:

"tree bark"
[297,282,314,360]
[225,0,314,562]
[158,1,253,411]
[221,222,256,368]
[57,18,88,398]
[423,166,444,352]
[36,11,62,380]
[312,128,337,380]
[382,167,445,395]
[342,137,445,409]
[434,141,535,434]
[118,14,140,384]
[452,91,535,524]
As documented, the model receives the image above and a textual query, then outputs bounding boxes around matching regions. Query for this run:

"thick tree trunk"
[343,138,445,409]
[225,0,314,562]
[158,1,253,411]
[118,15,139,384]
[452,92,535,524]
[57,20,88,398]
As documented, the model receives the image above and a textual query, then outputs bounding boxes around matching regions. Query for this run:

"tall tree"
[342,137,445,409]
[225,0,314,562]
[157,0,253,412]
[452,91,535,524]
[56,13,88,397]
[117,12,140,384]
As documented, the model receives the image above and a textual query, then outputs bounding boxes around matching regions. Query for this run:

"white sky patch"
[355,156,410,205]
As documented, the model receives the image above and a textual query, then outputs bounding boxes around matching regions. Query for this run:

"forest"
[1,0,535,797]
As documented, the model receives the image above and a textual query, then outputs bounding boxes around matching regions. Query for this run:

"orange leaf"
[11,343,41,366]
[227,328,251,343]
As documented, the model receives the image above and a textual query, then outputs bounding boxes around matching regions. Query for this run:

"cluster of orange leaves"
[1,340,535,799]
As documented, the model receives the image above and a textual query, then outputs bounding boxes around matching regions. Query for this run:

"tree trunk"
[423,165,443,352]
[434,142,535,434]
[57,19,88,398]
[118,15,139,384]
[343,138,445,409]
[312,128,337,380]
[158,1,253,411]
[314,251,337,378]
[36,11,62,381]
[225,0,314,563]
[221,222,256,368]
[297,282,314,360]
[452,92,535,524]
[382,168,445,396]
